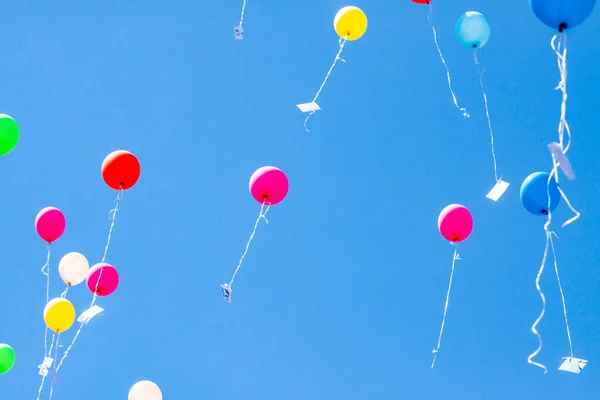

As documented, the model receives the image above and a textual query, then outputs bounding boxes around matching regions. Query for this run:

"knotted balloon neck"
[558,23,567,33]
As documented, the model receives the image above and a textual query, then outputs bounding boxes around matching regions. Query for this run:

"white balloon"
[58,252,89,286]
[128,380,162,400]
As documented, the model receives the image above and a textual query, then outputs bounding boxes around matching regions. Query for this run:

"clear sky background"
[1,0,599,399]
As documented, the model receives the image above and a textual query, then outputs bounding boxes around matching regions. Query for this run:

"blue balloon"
[520,172,561,216]
[455,11,491,49]
[530,0,596,31]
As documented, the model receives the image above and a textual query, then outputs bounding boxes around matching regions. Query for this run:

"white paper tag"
[559,357,587,374]
[486,179,510,201]
[548,142,575,180]
[234,26,244,40]
[77,305,104,324]
[220,283,232,303]
[297,102,321,113]
[38,357,53,376]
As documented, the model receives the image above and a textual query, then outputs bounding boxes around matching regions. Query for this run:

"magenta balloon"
[35,207,66,243]
[249,166,289,205]
[438,204,473,243]
[86,263,119,296]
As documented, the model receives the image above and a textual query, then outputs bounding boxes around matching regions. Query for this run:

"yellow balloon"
[334,6,367,41]
[44,298,76,333]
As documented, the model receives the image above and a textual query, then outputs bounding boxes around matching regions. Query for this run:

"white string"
[428,3,469,118]
[102,189,123,264]
[40,243,51,378]
[238,0,246,30]
[54,189,123,374]
[36,334,56,400]
[527,164,573,373]
[304,37,347,132]
[228,200,271,287]
[528,225,550,373]
[549,232,574,358]
[47,333,60,400]
[473,50,499,183]
[551,33,571,153]
[431,244,461,369]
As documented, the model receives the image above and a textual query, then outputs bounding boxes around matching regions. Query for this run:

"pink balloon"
[86,263,119,296]
[249,166,289,205]
[438,204,473,243]
[35,207,66,243]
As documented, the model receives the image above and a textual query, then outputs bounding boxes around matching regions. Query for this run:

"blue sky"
[1,0,599,399]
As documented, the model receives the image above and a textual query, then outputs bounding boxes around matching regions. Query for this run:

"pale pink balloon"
[249,166,289,205]
[86,263,119,296]
[35,207,66,243]
[438,204,473,243]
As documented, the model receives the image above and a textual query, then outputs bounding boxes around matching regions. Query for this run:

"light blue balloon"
[455,11,491,49]
[520,172,561,216]
[530,0,596,31]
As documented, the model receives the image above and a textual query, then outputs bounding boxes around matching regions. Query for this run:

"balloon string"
[431,244,460,369]
[36,333,56,400]
[228,200,271,288]
[41,243,51,389]
[473,50,499,184]
[528,226,550,374]
[304,36,347,132]
[47,333,60,400]
[549,155,580,228]
[54,188,124,375]
[428,3,469,118]
[60,286,69,298]
[549,232,574,358]
[527,168,565,374]
[38,243,54,400]
[238,0,246,29]
[103,188,123,264]
[551,33,571,154]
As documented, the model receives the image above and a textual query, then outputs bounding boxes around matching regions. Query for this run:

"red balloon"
[411,0,431,4]
[101,150,140,190]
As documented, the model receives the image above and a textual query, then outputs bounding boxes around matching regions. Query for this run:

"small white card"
[548,142,575,180]
[486,179,510,201]
[234,26,244,40]
[38,357,53,376]
[221,283,232,303]
[559,357,588,374]
[297,102,321,113]
[77,305,104,324]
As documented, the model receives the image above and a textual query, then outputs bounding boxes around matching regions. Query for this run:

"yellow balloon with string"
[334,6,367,41]
[44,298,76,334]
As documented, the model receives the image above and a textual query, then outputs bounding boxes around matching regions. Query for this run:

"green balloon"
[0,114,19,155]
[0,344,15,374]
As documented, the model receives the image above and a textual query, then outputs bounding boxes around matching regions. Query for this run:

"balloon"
[87,263,119,296]
[0,114,19,155]
[530,0,596,31]
[334,6,368,41]
[129,380,162,400]
[438,204,473,243]
[44,298,76,333]
[249,166,289,205]
[455,11,491,49]
[0,344,15,375]
[35,207,66,243]
[59,252,90,286]
[520,172,561,216]
[101,150,141,190]
[411,0,431,4]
